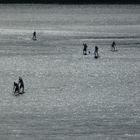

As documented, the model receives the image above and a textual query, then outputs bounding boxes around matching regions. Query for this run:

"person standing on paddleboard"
[18,77,24,93]
[13,82,19,94]
[94,46,99,58]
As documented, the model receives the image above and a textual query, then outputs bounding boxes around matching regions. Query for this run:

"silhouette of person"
[111,41,116,51]
[33,31,37,40]
[13,82,19,94]
[94,46,99,58]
[18,77,24,93]
[83,43,88,55]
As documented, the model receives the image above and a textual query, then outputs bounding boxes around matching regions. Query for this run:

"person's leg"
[15,87,19,93]
[22,85,24,92]
[83,50,86,55]
[20,84,24,93]
[95,51,97,57]
[114,45,115,51]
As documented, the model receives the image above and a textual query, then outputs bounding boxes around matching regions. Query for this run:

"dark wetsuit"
[83,43,88,55]
[33,32,36,40]
[18,77,24,93]
[111,41,116,51]
[94,46,99,58]
[13,82,19,93]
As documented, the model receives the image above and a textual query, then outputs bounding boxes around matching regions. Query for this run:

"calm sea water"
[0,4,140,140]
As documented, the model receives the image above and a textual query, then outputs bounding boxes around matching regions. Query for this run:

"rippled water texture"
[0,4,140,140]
